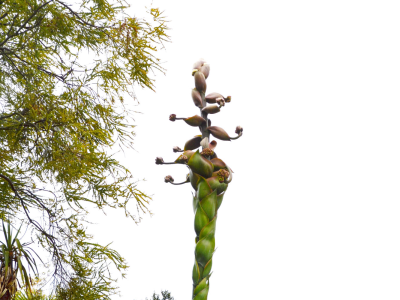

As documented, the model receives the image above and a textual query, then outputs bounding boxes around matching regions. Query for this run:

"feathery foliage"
[0,0,169,298]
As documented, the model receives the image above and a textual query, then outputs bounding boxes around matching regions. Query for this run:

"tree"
[0,0,168,298]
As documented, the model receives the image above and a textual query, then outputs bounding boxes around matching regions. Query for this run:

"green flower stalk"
[156,59,242,299]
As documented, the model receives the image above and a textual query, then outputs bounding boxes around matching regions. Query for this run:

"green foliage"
[0,0,169,298]
[14,290,54,300]
[0,222,40,298]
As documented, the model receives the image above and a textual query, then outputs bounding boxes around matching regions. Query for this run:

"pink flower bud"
[209,140,217,150]
[169,114,176,121]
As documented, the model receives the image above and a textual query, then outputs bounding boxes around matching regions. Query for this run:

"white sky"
[89,1,400,299]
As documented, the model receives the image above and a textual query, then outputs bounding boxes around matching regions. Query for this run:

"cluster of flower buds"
[155,59,242,300]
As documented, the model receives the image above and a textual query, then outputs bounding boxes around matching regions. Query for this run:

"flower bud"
[207,126,231,141]
[193,59,206,70]
[191,88,203,107]
[225,96,231,103]
[155,157,164,164]
[216,99,225,107]
[235,126,243,135]
[173,146,183,153]
[176,155,188,164]
[209,140,217,150]
[205,92,223,104]
[164,175,174,183]
[211,158,226,171]
[169,114,176,121]
[216,169,230,183]
[194,71,207,94]
[175,150,194,163]
[184,115,206,127]
[201,148,214,157]
[200,63,210,79]
[202,105,220,115]
[184,135,202,150]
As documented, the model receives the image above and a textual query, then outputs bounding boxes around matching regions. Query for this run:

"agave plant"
[156,59,242,299]
[0,222,40,300]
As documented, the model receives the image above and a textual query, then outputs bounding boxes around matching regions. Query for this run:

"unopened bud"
[216,169,230,183]
[202,105,220,114]
[201,148,214,157]
[207,126,231,141]
[209,140,217,150]
[193,59,206,70]
[173,146,183,153]
[235,126,243,135]
[205,93,223,104]
[192,88,203,107]
[155,157,164,165]
[200,63,210,79]
[164,175,174,183]
[194,71,207,94]
[225,96,231,103]
[184,115,206,127]
[169,114,176,121]
[176,155,188,164]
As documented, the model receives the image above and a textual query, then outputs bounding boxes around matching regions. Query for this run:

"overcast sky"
[89,1,400,299]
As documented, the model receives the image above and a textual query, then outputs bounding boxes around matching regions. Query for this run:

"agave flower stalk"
[156,59,242,300]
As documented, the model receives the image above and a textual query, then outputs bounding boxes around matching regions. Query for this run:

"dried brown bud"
[209,140,217,150]
[216,169,230,183]
[201,148,214,157]
[225,96,231,103]
[169,114,176,121]
[194,71,207,94]
[173,146,183,153]
[200,63,210,79]
[155,157,164,165]
[216,98,225,107]
[191,88,203,107]
[164,175,174,183]
[235,126,243,135]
